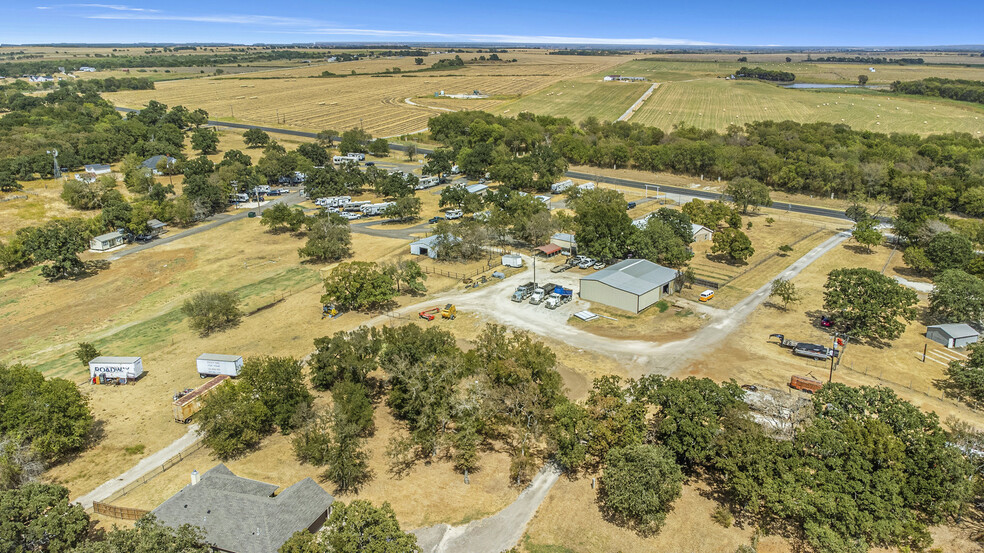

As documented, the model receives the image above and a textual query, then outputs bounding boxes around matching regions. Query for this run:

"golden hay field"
[106,73,557,136]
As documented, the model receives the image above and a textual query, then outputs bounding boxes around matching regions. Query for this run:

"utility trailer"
[173,375,230,423]
[789,375,824,394]
[770,334,838,361]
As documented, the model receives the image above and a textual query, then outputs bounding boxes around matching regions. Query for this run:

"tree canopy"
[823,268,917,341]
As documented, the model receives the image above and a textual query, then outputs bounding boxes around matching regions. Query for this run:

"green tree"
[929,269,984,324]
[778,244,793,256]
[852,218,883,253]
[711,227,754,263]
[321,262,396,311]
[902,246,935,274]
[307,500,420,553]
[382,196,421,222]
[571,188,634,260]
[308,328,382,390]
[382,260,427,294]
[0,170,23,192]
[628,217,692,267]
[74,515,212,553]
[181,290,243,337]
[0,483,90,553]
[823,268,917,341]
[298,212,352,262]
[725,177,772,214]
[190,127,219,155]
[0,363,94,460]
[858,74,869,86]
[75,342,100,366]
[316,129,337,148]
[338,128,372,154]
[599,444,684,536]
[945,342,984,404]
[405,143,417,162]
[926,231,973,272]
[769,278,801,309]
[20,218,90,281]
[368,138,389,157]
[414,57,424,65]
[242,128,270,148]
[260,203,306,233]
[653,208,694,244]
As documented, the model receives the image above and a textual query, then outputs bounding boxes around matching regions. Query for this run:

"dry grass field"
[629,78,984,135]
[492,79,650,122]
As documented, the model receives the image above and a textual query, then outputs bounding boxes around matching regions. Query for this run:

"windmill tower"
[46,149,61,178]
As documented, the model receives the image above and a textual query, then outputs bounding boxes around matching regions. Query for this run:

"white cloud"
[85,12,317,26]
[286,27,717,46]
[39,3,160,12]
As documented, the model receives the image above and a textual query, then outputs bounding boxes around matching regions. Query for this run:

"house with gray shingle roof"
[151,464,333,553]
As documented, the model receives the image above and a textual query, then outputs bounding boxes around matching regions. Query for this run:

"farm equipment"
[173,375,230,423]
[511,282,536,302]
[789,375,824,394]
[419,307,440,321]
[321,304,339,320]
[441,304,457,320]
[770,334,838,361]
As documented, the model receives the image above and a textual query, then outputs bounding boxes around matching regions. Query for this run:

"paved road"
[115,107,855,223]
[413,464,562,553]
[74,424,200,509]
[107,192,303,260]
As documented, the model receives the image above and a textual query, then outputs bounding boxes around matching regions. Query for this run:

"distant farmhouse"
[603,75,646,82]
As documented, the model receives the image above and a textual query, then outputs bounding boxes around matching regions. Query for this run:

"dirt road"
[413,464,562,553]
[73,424,200,509]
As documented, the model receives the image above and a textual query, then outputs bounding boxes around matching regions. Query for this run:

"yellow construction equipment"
[441,304,456,320]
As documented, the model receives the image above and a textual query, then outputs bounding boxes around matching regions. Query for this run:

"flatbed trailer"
[173,374,230,423]
[770,334,837,361]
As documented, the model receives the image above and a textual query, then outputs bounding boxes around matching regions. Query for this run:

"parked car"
[278,188,290,194]
[135,233,153,242]
[699,290,715,302]
[266,189,282,196]
[626,201,637,210]
[365,161,375,166]
[428,216,444,224]
[593,261,606,270]
[578,258,595,269]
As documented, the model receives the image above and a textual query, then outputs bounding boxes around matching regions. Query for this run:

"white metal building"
[410,235,445,259]
[927,324,979,349]
[89,356,143,380]
[90,231,124,252]
[579,259,679,313]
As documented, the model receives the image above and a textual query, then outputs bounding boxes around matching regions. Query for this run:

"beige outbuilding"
[579,259,679,314]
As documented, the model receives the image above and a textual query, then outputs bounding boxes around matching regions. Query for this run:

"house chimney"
[191,470,200,486]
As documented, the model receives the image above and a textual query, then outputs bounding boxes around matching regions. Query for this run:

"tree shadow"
[843,244,875,255]
[705,253,749,267]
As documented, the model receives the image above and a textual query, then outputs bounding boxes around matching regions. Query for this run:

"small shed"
[90,230,124,252]
[147,219,167,236]
[89,356,143,381]
[550,232,576,253]
[465,183,489,195]
[83,164,112,175]
[502,253,523,268]
[927,324,979,349]
[692,223,714,242]
[410,235,458,259]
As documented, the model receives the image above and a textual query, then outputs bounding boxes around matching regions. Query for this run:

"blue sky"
[1,1,982,47]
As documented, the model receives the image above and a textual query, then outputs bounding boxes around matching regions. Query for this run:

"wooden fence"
[100,441,204,506]
[92,502,149,520]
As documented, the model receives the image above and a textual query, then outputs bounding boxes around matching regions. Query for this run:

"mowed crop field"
[104,73,559,136]
[629,78,984,135]
[608,59,984,85]
[488,79,650,122]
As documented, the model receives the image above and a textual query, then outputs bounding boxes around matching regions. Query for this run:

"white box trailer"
[196,353,244,378]
[551,179,574,193]
[89,356,143,381]
[502,253,523,268]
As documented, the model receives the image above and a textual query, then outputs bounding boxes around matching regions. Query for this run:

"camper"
[333,155,361,165]
[551,179,574,193]
[346,153,366,161]
[416,176,441,190]
[360,202,395,216]
[229,193,249,203]
[577,182,596,191]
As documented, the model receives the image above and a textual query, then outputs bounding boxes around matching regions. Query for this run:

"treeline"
[66,76,155,92]
[734,66,795,82]
[548,49,630,56]
[430,55,466,70]
[424,110,984,214]
[0,49,320,76]
[552,376,974,550]
[891,77,984,104]
[812,55,925,65]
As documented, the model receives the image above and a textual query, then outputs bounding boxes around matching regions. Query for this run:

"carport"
[535,244,562,257]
